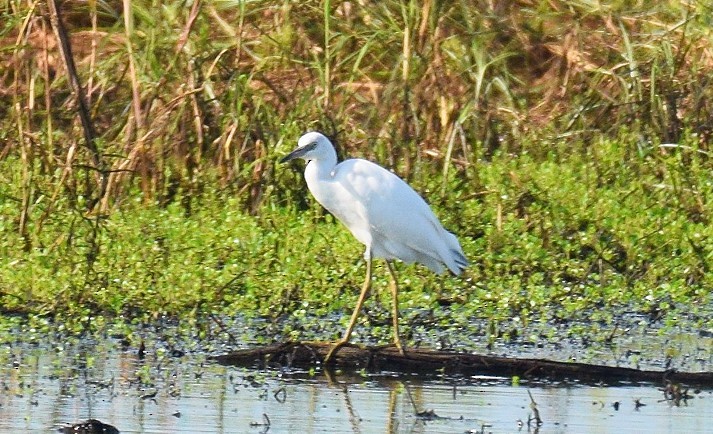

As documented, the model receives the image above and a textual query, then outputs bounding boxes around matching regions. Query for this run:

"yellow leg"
[386,261,405,355]
[324,255,372,363]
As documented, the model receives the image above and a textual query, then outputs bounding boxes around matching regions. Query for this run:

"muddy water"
[1,338,712,433]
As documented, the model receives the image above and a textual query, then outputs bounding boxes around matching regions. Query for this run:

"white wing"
[331,159,466,274]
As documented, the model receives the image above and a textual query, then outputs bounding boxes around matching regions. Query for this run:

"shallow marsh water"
[1,331,712,434]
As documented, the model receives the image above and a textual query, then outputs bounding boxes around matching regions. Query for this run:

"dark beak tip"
[280,148,302,164]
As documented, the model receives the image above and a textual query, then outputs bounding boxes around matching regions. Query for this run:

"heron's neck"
[305,154,338,183]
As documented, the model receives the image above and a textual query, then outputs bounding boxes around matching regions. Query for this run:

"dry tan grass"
[1,0,711,219]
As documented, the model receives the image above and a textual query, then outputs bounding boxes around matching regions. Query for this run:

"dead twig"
[527,389,543,428]
[46,0,106,210]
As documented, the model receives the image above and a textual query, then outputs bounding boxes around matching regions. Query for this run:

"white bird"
[281,131,467,362]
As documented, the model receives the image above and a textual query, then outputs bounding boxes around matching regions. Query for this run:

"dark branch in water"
[212,342,713,387]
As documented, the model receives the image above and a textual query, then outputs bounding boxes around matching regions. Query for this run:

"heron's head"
[280,132,334,163]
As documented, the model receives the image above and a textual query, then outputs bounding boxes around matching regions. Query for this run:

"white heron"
[281,131,467,362]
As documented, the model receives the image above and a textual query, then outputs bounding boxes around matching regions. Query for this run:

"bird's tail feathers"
[443,231,468,275]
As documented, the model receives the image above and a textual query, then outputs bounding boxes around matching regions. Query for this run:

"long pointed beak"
[280,147,306,164]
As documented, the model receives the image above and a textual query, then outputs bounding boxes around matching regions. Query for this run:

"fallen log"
[212,341,713,387]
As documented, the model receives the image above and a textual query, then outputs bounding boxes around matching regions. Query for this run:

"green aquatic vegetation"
[0,131,711,345]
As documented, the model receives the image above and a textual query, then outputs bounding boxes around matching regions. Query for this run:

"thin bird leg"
[386,260,405,355]
[324,255,372,363]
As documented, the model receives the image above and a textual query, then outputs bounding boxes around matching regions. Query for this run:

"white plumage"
[281,131,467,362]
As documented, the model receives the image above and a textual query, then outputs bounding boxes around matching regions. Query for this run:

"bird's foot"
[324,340,349,364]
[393,340,405,356]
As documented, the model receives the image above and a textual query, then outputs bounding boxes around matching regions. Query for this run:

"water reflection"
[0,341,711,433]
